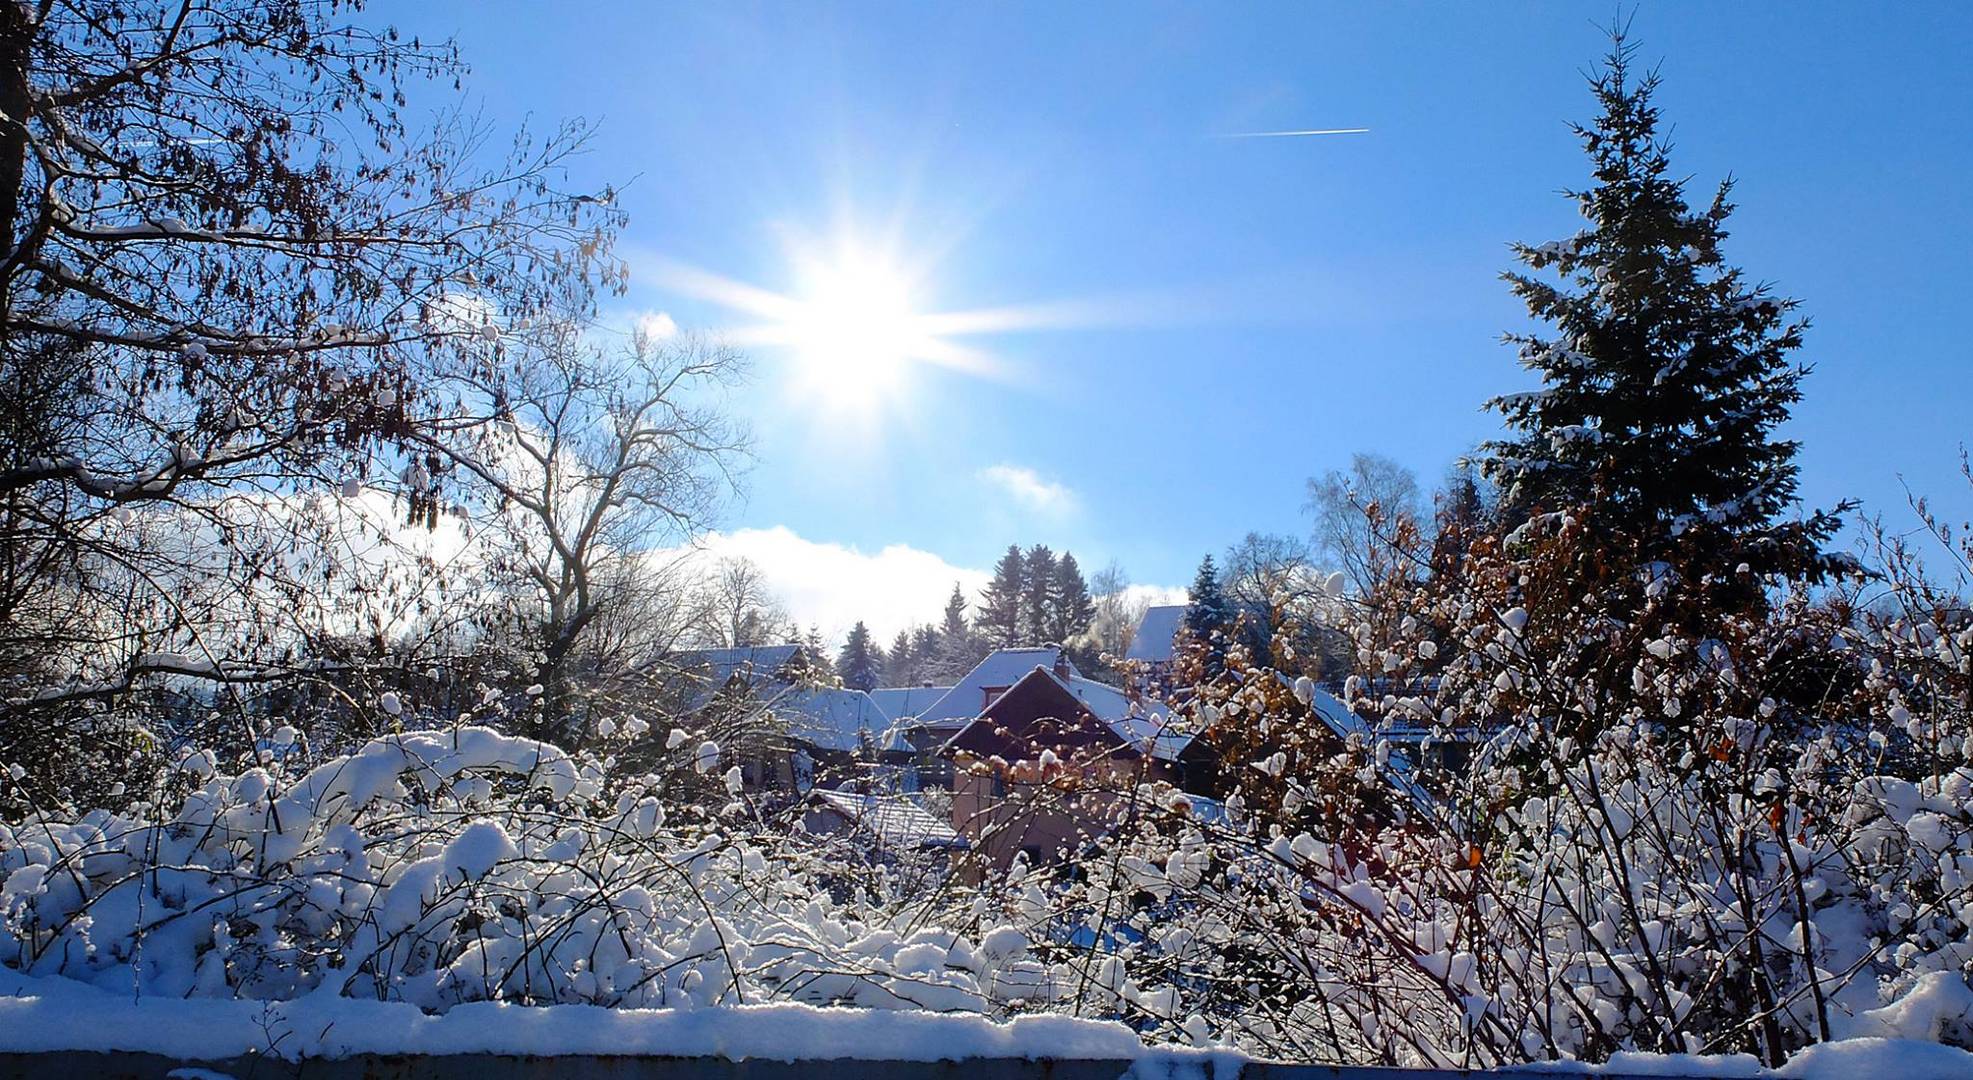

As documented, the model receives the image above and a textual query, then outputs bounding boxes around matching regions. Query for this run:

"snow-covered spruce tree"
[1482,31,1845,612]
[978,545,1026,649]
[1023,544,1058,646]
[1178,554,1230,681]
[836,621,883,692]
[886,628,919,686]
[1051,552,1097,648]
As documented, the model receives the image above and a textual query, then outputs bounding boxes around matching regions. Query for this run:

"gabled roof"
[1060,673,1190,761]
[924,648,1195,762]
[945,666,1136,760]
[809,789,966,849]
[667,645,807,709]
[910,647,1078,725]
[867,685,952,722]
[767,686,904,753]
[1125,605,1187,663]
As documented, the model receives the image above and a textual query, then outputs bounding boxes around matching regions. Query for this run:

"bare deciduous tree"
[688,555,793,650]
[0,0,619,802]
[418,324,748,744]
[1304,452,1429,598]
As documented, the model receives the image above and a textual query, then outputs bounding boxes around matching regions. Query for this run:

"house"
[867,686,949,723]
[665,645,812,709]
[1124,605,1186,672]
[867,645,1182,792]
[769,684,910,788]
[801,789,967,853]
[942,663,1182,872]
[867,685,958,789]
[663,645,907,792]
[800,788,969,891]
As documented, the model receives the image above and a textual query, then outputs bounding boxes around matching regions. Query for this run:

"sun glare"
[784,252,923,396]
[644,226,1103,435]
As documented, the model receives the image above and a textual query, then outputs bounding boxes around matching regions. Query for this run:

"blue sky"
[418,2,1970,635]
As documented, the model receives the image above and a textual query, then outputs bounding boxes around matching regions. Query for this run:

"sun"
[641,225,1088,433]
[783,250,925,399]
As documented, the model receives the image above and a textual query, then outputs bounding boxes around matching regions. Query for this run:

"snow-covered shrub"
[0,725,1042,1014]
[1032,506,1973,1068]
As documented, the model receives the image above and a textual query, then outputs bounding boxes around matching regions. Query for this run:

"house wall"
[950,755,1171,873]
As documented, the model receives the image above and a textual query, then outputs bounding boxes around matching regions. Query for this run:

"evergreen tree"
[1175,552,1223,679]
[1183,554,1228,640]
[910,625,942,672]
[801,625,834,679]
[1050,552,1097,643]
[836,621,883,691]
[940,583,970,643]
[1481,31,1843,590]
[936,582,980,679]
[978,548,1025,648]
[1175,556,1223,683]
[1023,544,1057,644]
[1431,463,1493,570]
[885,629,917,687]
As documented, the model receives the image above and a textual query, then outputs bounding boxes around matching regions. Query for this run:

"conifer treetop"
[1482,28,1845,580]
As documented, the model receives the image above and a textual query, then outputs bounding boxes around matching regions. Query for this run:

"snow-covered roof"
[670,644,803,676]
[667,646,806,707]
[1104,705,1191,762]
[1125,605,1186,663]
[868,685,952,722]
[1060,673,1190,761]
[911,647,1079,725]
[769,687,906,753]
[930,653,1193,762]
[810,789,966,849]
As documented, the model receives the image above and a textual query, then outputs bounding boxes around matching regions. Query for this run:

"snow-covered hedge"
[0,726,1050,1014]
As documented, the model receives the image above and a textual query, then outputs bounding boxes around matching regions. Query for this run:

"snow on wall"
[0,966,1176,1064]
[0,964,1968,1078]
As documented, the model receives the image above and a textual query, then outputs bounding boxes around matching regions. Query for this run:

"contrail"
[1219,127,1370,139]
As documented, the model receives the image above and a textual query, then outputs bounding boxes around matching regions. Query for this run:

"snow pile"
[0,726,1050,1014]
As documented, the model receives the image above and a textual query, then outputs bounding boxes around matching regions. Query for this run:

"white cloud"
[635,310,679,340]
[1120,582,1189,610]
[679,526,990,646]
[671,526,1181,650]
[977,463,1077,515]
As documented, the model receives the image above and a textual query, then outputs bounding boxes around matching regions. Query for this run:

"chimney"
[1052,646,1071,682]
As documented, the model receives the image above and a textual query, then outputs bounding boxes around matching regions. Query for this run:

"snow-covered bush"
[1033,505,1973,1068]
[0,725,1050,1014]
